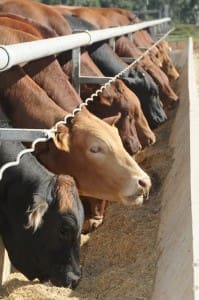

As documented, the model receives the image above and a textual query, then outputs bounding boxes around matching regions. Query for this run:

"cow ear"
[103,112,121,126]
[25,195,48,233]
[52,124,69,151]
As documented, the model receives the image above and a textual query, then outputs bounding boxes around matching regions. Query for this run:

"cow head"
[88,82,142,155]
[104,111,143,155]
[157,41,180,81]
[124,66,167,129]
[42,108,151,206]
[96,80,155,148]
[115,80,156,147]
[0,175,84,288]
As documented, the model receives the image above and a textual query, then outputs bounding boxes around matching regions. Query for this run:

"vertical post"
[163,4,170,31]
[0,238,11,285]
[108,37,115,52]
[149,26,157,40]
[72,47,81,95]
[127,33,133,41]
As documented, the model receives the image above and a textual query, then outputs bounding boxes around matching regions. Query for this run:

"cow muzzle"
[49,270,81,288]
[49,264,81,288]
[122,176,151,206]
[65,271,81,289]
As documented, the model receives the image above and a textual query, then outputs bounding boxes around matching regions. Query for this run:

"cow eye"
[89,145,102,153]
[59,226,71,240]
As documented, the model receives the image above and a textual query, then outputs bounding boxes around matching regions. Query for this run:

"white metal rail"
[0,18,170,72]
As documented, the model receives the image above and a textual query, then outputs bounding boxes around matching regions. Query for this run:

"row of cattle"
[0,0,179,289]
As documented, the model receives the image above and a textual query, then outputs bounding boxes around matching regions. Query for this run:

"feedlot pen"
[0,38,198,300]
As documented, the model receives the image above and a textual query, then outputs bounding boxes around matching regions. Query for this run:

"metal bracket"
[0,128,52,142]
[79,76,113,85]
[72,47,81,95]
[71,47,113,93]
[120,57,137,64]
[126,33,133,41]
[108,37,116,51]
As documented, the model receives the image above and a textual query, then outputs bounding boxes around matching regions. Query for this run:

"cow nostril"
[148,136,156,145]
[138,177,151,200]
[138,179,148,188]
[71,278,80,289]
[67,271,81,289]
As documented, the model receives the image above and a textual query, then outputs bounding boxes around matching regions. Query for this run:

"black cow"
[122,66,167,128]
[64,15,167,128]
[0,125,84,288]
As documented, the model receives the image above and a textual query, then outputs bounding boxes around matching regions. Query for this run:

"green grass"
[168,23,199,41]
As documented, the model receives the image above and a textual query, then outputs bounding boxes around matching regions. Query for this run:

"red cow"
[115,36,178,106]
[0,0,72,35]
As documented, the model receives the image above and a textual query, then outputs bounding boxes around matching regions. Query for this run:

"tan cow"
[39,107,151,205]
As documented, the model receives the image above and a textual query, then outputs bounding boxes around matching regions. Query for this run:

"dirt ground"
[0,52,180,300]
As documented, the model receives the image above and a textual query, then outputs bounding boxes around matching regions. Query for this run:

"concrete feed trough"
[0,38,198,300]
[152,37,199,300]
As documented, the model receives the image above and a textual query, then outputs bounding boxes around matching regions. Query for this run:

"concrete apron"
[152,38,199,300]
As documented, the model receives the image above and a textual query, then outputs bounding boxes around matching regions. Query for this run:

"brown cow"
[98,7,179,81]
[115,36,178,106]
[0,12,58,38]
[126,31,179,81]
[55,5,179,81]
[54,5,129,28]
[0,24,151,206]
[54,5,111,29]
[62,51,155,151]
[0,14,82,112]
[155,40,179,81]
[0,0,72,35]
[54,5,162,68]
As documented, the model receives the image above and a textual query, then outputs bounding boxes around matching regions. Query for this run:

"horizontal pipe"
[79,76,113,84]
[0,18,170,72]
[121,57,136,63]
